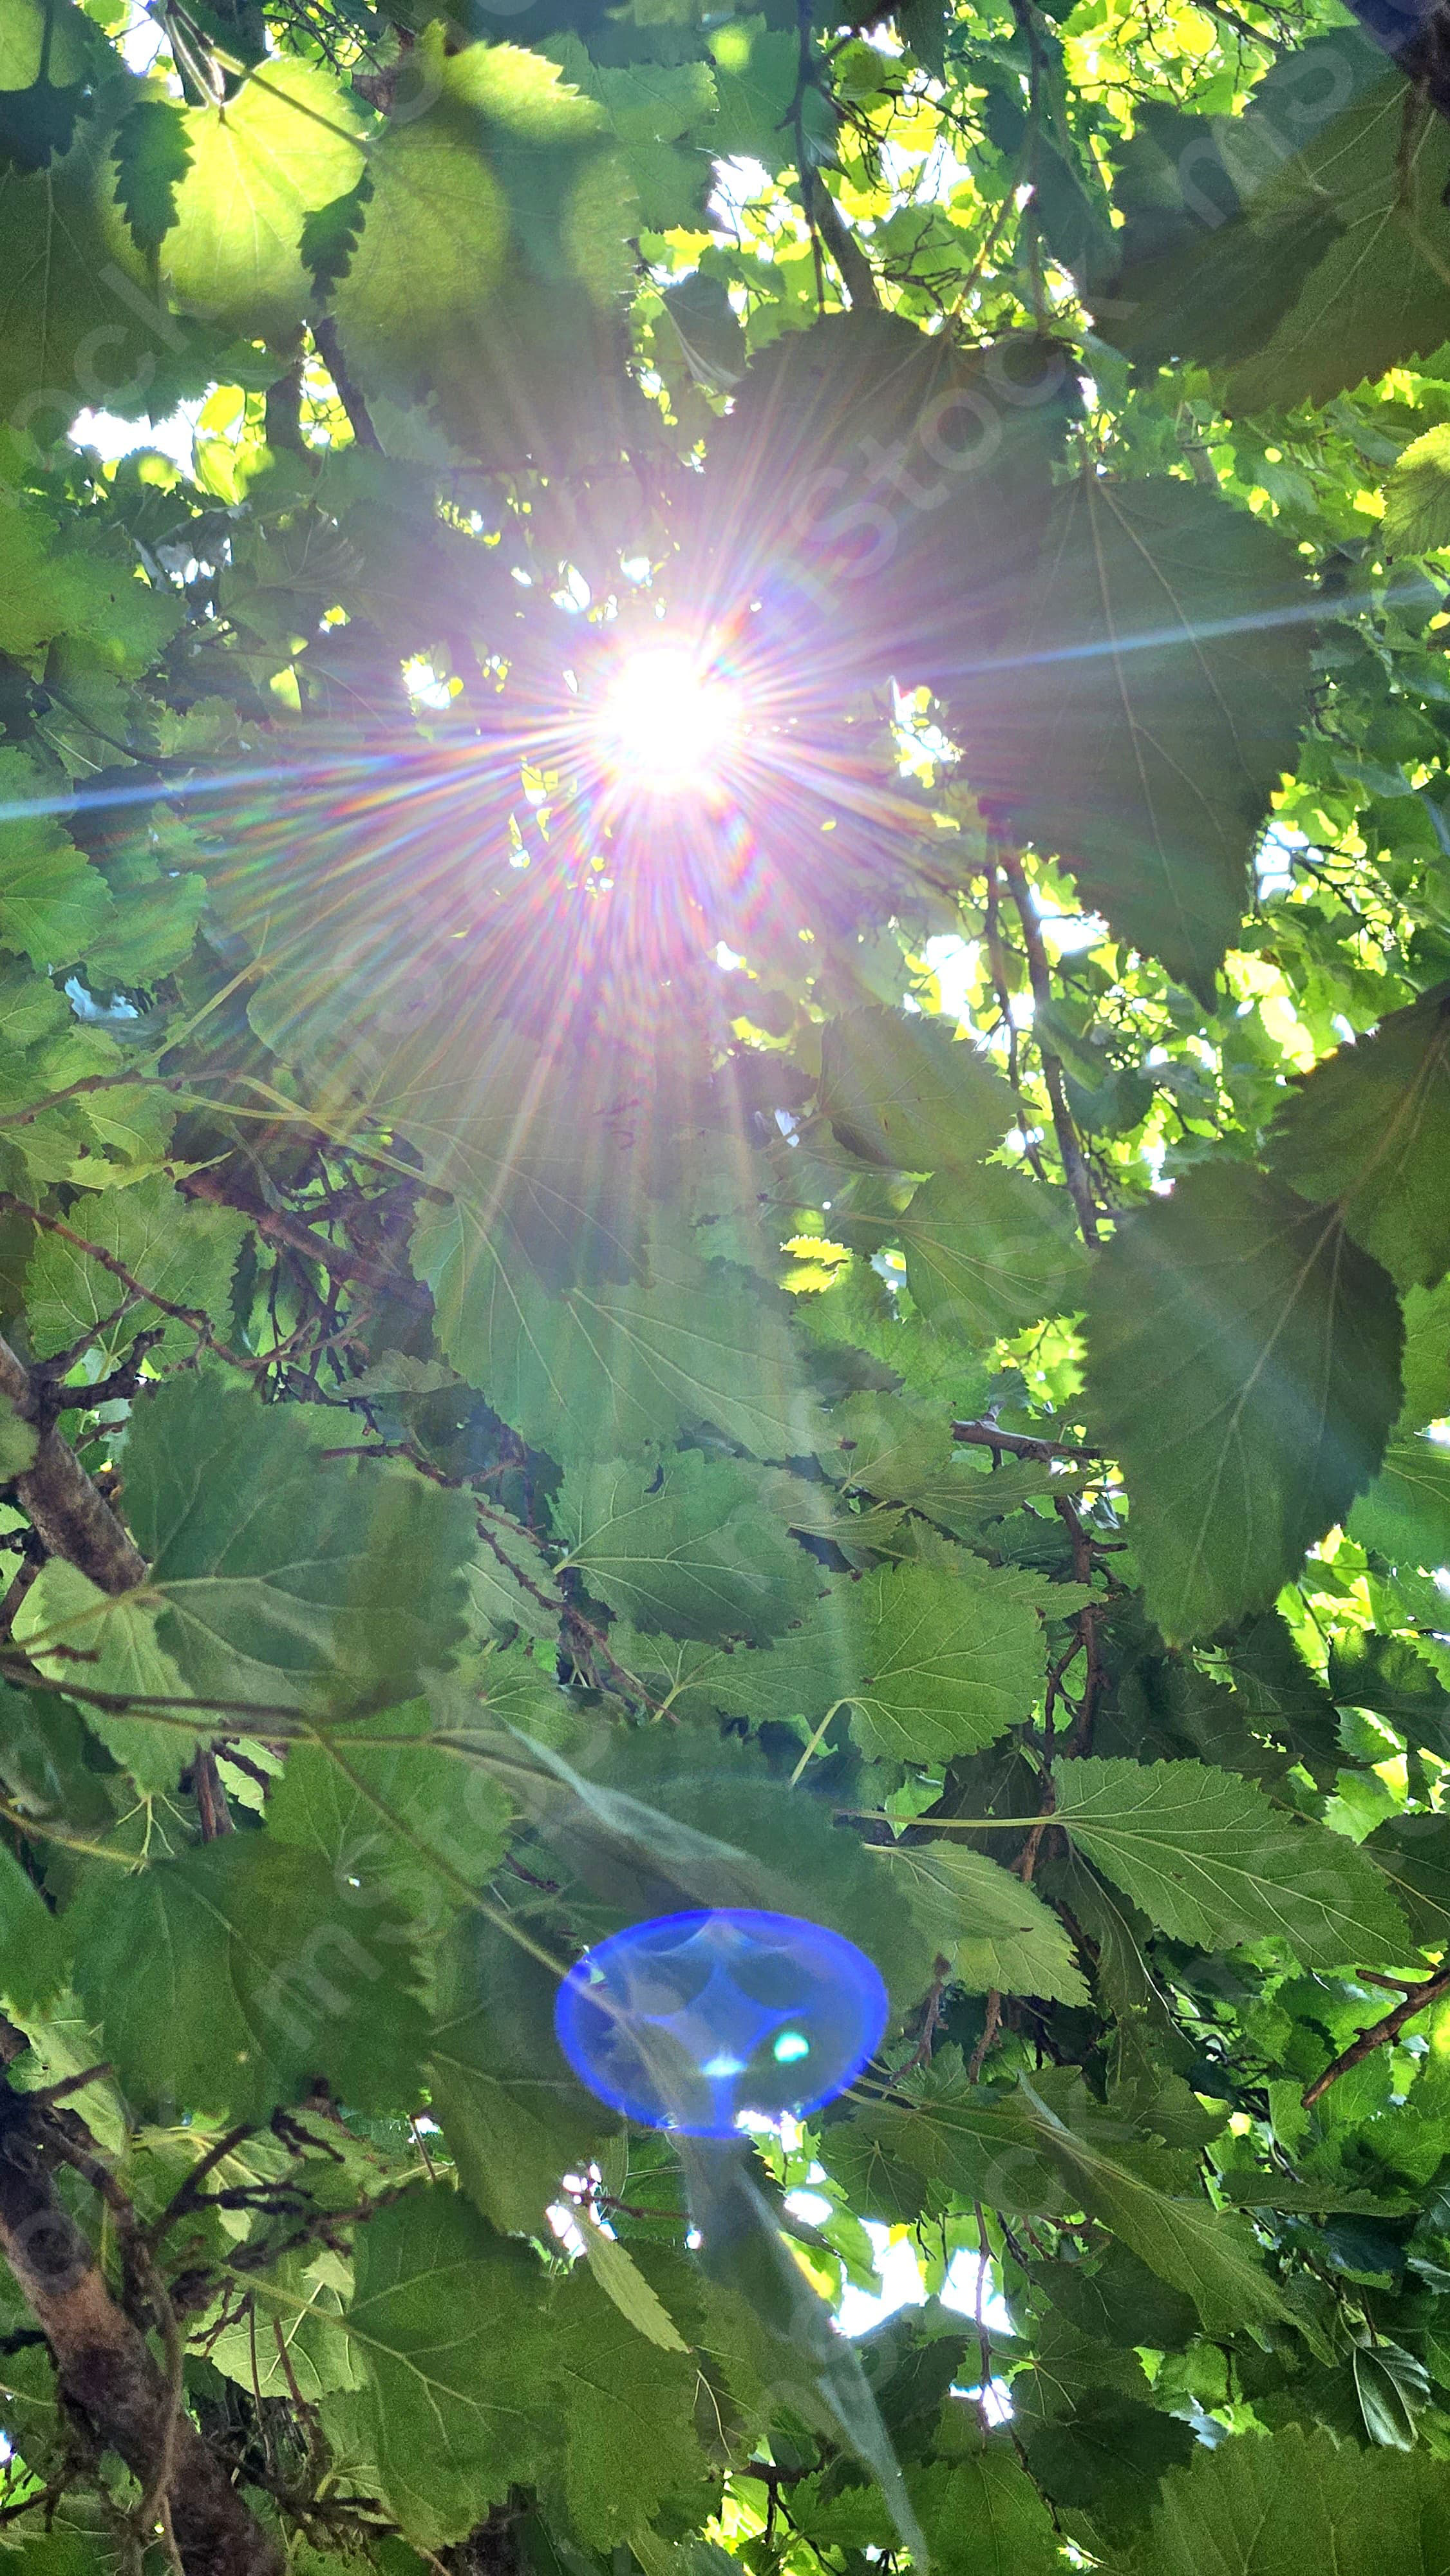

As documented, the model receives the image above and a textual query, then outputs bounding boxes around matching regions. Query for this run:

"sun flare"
[598,647,740,796]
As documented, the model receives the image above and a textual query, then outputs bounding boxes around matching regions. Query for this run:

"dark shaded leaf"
[1084,1166,1402,1638]
[949,479,1316,994]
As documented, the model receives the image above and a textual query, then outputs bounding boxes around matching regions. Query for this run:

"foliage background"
[3,0,1450,2562]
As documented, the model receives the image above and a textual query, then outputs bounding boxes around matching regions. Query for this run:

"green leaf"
[1398,1275,1450,1427]
[0,0,102,175]
[1033,2240,1198,2351]
[0,1834,65,2014]
[573,2214,687,2354]
[414,1212,829,1464]
[299,166,372,299]
[1227,71,1450,413]
[1084,1166,1403,1640]
[46,536,181,680]
[463,1517,562,1647]
[0,753,113,969]
[24,1174,247,1361]
[211,2248,364,2401]
[907,2454,1062,2575]
[1217,1609,1344,1786]
[1349,1432,1450,1571]
[815,1007,1017,1172]
[688,1549,1053,1763]
[1383,423,1450,554]
[541,41,716,232]
[1125,2424,1450,2574]
[12,1560,186,1791]
[825,1390,954,1495]
[160,59,367,334]
[348,2189,551,2549]
[334,28,637,468]
[1088,55,1366,375]
[788,2479,895,2552]
[69,1835,425,2117]
[1014,2073,1297,2338]
[539,2265,709,2545]
[899,1164,1088,1346]
[77,802,208,989]
[553,1449,820,1642]
[1013,2360,1193,2544]
[1328,1630,1449,1734]
[427,1914,607,2238]
[109,93,191,258]
[702,313,1079,692]
[350,2190,707,2550]
[118,1374,476,1710]
[267,1701,514,1929]
[0,495,89,661]
[875,1839,1089,2002]
[1268,987,1450,1291]
[1050,1756,1411,1969]
[826,2067,1295,2335]
[949,478,1315,995]
[0,84,188,444]
[0,0,94,91]
[703,15,802,167]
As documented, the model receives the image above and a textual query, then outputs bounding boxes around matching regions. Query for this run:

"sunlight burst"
[598,647,740,796]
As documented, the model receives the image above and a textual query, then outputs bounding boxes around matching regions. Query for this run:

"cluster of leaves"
[6,0,1450,2566]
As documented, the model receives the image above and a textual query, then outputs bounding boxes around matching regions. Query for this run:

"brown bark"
[0,1378,280,2571]
[0,2084,281,2576]
[0,1332,147,1595]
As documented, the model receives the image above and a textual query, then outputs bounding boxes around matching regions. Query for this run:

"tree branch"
[993,846,1102,1244]
[814,187,881,309]
[1301,1965,1450,2109]
[952,1419,1102,1461]
[178,1171,428,1309]
[0,2081,280,2576]
[0,1332,146,1595]
[312,316,383,452]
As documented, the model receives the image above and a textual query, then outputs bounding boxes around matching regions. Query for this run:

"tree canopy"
[3,0,1450,2564]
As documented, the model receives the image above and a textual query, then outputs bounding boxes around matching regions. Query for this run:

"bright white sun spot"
[599,647,739,795]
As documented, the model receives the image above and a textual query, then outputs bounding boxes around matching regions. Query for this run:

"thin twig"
[952,1421,1102,1461]
[177,1170,428,1308]
[994,847,1102,1243]
[1302,1966,1450,2108]
[967,1993,1003,2082]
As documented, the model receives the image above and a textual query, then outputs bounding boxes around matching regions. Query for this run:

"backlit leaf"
[24,1173,247,1361]
[160,59,367,335]
[1383,424,1450,555]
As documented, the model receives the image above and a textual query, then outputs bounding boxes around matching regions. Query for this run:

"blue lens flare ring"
[553,1908,890,2136]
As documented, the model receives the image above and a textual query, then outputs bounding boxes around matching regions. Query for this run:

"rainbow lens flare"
[554,1908,889,2136]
